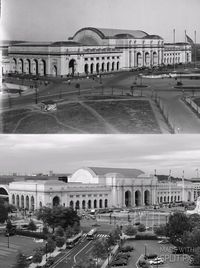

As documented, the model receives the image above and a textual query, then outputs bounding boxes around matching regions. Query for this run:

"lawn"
[2,98,161,134]
[0,234,45,268]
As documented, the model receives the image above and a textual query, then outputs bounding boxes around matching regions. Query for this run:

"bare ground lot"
[2,97,161,134]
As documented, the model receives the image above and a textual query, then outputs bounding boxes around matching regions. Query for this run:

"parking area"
[110,240,191,268]
[0,234,45,268]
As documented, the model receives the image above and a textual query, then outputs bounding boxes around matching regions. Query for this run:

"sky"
[1,0,200,43]
[0,134,200,178]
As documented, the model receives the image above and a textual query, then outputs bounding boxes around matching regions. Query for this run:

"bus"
[87,228,97,240]
[66,231,83,248]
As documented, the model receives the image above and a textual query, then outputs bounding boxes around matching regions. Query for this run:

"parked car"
[120,245,134,252]
[149,257,164,265]
[111,258,128,266]
[158,239,170,244]
[44,257,55,267]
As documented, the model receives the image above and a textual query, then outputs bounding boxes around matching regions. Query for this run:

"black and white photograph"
[0,0,200,133]
[1,1,200,268]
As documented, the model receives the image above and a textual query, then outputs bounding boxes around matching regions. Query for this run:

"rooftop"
[88,167,144,177]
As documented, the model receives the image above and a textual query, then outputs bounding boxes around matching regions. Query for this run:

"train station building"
[3,167,194,211]
[6,27,192,77]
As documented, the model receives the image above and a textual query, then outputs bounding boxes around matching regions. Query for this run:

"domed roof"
[72,27,148,40]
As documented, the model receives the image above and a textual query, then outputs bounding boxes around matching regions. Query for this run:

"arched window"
[53,196,60,207]
[107,62,110,72]
[160,196,163,203]
[104,199,108,208]
[112,62,115,71]
[90,63,94,74]
[16,195,19,208]
[84,64,89,74]
[96,63,99,73]
[26,196,29,210]
[116,61,120,70]
[101,62,105,72]
[31,196,34,210]
[144,190,150,205]
[135,190,142,206]
[12,194,15,205]
[94,199,97,209]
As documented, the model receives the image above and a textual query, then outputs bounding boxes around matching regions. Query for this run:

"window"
[88,194,91,197]
[117,56,120,59]
[76,195,80,197]
[82,195,85,197]
[96,57,99,60]
[85,58,88,61]
[102,57,105,60]
[70,195,73,198]
[91,57,94,60]
[112,56,115,59]
[107,57,110,59]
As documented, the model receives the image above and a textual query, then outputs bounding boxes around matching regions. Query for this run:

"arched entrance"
[25,59,31,74]
[11,58,17,72]
[112,62,115,71]
[94,199,97,208]
[145,52,150,66]
[107,62,110,71]
[52,65,57,76]
[96,63,99,73]
[82,200,86,209]
[69,59,76,75]
[99,199,102,208]
[26,196,29,210]
[88,200,91,209]
[144,190,150,205]
[125,190,131,207]
[105,199,108,208]
[70,200,74,209]
[84,64,89,74]
[188,191,191,202]
[137,52,142,67]
[40,60,46,76]
[75,200,80,210]
[116,61,119,70]
[16,195,19,208]
[33,59,39,75]
[135,190,142,206]
[21,195,24,208]
[12,194,15,205]
[153,52,158,65]
[18,59,24,73]
[53,196,60,206]
[90,63,94,74]
[101,62,105,72]
[31,196,34,210]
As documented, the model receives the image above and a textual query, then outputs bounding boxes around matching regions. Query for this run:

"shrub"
[32,249,43,264]
[120,245,134,252]
[15,229,47,239]
[138,224,146,232]
[27,220,37,231]
[55,236,65,248]
[124,225,137,236]
[135,233,158,240]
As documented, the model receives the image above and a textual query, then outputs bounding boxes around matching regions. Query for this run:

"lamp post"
[7,233,10,248]
[45,241,48,261]
[144,243,147,257]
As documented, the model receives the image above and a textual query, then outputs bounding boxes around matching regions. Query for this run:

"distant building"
[163,43,192,65]
[6,166,194,211]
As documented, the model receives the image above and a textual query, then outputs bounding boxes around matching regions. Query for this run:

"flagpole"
[194,30,197,68]
[168,170,171,205]
[182,170,185,202]
[173,29,176,72]
[184,30,187,67]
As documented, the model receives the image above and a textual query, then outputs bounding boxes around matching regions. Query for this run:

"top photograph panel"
[1,0,200,134]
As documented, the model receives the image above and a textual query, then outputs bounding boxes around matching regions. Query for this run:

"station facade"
[6,167,194,211]
[6,27,191,77]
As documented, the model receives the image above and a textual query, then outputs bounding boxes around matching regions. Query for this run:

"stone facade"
[7,167,194,211]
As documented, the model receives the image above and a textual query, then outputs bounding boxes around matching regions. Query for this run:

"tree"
[46,237,56,253]
[0,198,8,223]
[55,226,64,237]
[192,247,200,265]
[65,225,75,239]
[37,206,80,232]
[124,225,137,236]
[73,221,81,234]
[138,224,146,232]
[154,224,167,237]
[6,219,14,233]
[27,220,37,231]
[55,236,65,248]
[188,214,200,231]
[32,248,43,264]
[43,224,49,235]
[74,256,96,268]
[14,251,28,268]
[91,239,108,265]
[166,212,191,245]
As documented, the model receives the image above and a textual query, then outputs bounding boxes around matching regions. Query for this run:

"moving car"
[149,257,164,265]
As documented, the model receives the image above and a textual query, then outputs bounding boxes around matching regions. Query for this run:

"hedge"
[15,229,47,239]
[135,233,158,240]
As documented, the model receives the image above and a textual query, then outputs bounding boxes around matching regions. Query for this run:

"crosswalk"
[82,233,108,238]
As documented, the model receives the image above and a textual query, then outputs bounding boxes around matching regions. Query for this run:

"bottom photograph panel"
[0,134,199,268]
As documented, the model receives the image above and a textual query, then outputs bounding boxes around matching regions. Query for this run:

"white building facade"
[6,167,194,211]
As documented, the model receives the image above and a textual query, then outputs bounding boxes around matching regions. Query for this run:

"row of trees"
[154,212,200,265]
[74,226,122,268]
